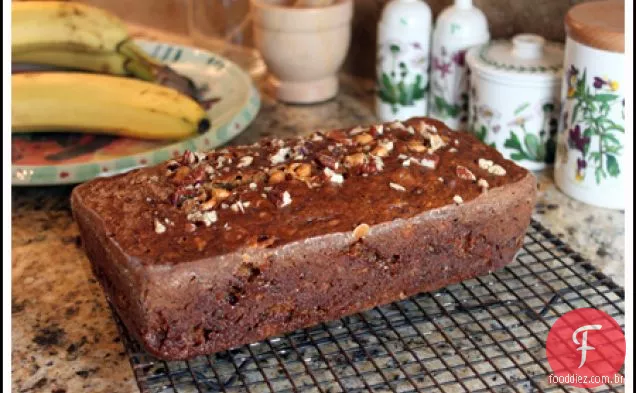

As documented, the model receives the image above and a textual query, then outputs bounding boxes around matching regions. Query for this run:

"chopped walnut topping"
[373,156,384,171]
[281,191,292,207]
[268,170,285,184]
[389,182,406,192]
[270,147,291,165]
[378,139,394,152]
[237,156,253,168]
[398,154,408,160]
[345,152,367,167]
[454,139,459,146]
[407,140,427,153]
[354,133,374,145]
[478,158,494,170]
[311,133,324,142]
[456,165,476,181]
[419,122,437,134]
[428,134,447,153]
[477,178,489,191]
[324,167,344,184]
[453,195,464,205]
[249,182,258,190]
[154,219,166,234]
[406,126,416,135]
[352,223,370,241]
[438,177,444,182]
[211,188,231,200]
[200,197,217,211]
[389,121,405,130]
[216,155,228,169]
[448,148,458,153]
[231,200,246,213]
[402,158,411,167]
[194,152,207,162]
[221,203,229,209]
[187,211,218,226]
[374,125,384,135]
[420,157,438,169]
[371,145,389,157]
[149,175,159,182]
[204,165,215,175]
[349,126,366,135]
[488,164,507,176]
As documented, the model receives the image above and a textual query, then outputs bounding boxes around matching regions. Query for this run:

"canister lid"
[565,0,624,53]
[466,34,564,85]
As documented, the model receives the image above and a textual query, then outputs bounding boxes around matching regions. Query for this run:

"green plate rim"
[12,39,261,186]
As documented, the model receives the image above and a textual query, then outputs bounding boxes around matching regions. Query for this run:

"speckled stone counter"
[11,76,624,393]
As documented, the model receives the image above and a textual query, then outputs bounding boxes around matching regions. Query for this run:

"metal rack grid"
[114,220,625,393]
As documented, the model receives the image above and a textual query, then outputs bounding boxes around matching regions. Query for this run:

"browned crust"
[72,171,536,360]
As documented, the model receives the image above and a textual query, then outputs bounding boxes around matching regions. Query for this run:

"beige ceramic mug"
[250,0,353,104]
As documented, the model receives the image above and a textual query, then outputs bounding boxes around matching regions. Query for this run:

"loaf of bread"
[72,117,536,360]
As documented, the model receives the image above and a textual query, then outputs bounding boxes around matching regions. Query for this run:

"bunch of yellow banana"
[11,1,209,140]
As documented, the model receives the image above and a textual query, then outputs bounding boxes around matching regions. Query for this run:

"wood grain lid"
[565,0,624,53]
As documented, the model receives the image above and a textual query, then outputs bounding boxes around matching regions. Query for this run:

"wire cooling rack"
[114,220,625,393]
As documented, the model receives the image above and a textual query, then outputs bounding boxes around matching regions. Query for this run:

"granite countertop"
[11,76,624,393]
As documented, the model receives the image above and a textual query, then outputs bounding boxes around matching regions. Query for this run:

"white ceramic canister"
[466,34,564,171]
[375,0,432,122]
[428,0,489,131]
[554,1,625,210]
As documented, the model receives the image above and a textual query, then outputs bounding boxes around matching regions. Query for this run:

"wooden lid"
[565,0,624,53]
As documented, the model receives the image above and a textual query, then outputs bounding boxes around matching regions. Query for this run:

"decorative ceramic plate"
[12,40,261,186]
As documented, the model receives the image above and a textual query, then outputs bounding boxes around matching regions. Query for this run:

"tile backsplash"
[78,0,597,78]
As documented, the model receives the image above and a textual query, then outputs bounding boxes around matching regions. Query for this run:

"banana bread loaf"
[71,117,536,360]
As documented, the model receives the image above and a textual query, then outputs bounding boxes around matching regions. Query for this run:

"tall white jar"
[375,0,432,122]
[428,0,489,131]
[554,0,625,210]
[466,34,564,171]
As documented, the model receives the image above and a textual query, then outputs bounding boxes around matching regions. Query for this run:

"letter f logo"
[572,324,602,368]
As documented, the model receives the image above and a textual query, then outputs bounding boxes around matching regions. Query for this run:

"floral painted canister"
[466,34,564,171]
[554,0,625,210]
[376,0,432,122]
[429,0,489,131]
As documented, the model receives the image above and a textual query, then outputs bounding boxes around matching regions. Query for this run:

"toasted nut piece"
[172,166,191,182]
[211,188,231,200]
[200,198,217,211]
[352,223,370,241]
[456,165,476,181]
[407,140,427,153]
[294,163,312,178]
[354,133,374,145]
[371,146,389,157]
[268,170,285,184]
[345,152,367,167]
[193,237,207,252]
